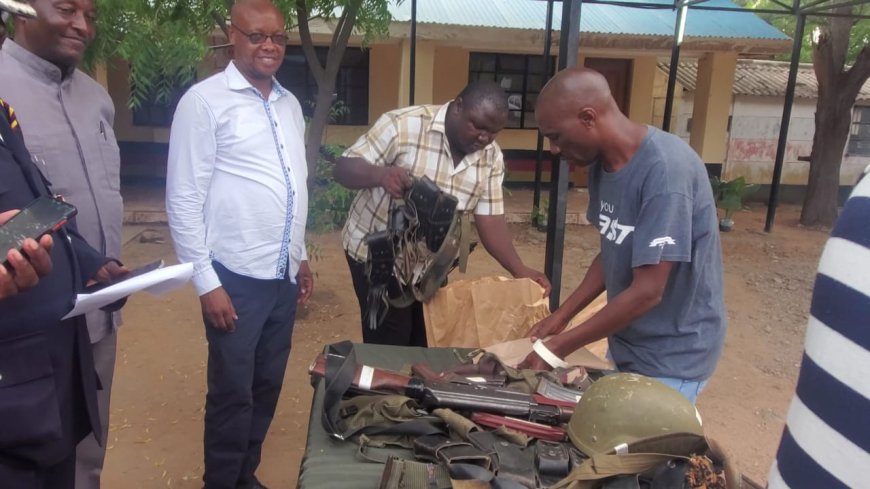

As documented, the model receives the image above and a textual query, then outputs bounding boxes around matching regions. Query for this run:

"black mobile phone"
[0,197,78,262]
[84,259,165,293]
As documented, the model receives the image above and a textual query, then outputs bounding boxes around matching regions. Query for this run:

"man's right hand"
[0,210,54,300]
[200,287,238,333]
[526,313,568,341]
[378,166,413,198]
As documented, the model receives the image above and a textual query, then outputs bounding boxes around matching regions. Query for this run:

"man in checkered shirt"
[334,80,551,347]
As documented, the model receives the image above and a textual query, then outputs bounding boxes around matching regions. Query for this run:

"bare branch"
[212,12,230,40]
[326,0,362,70]
[288,13,325,29]
[843,43,870,99]
[296,0,326,82]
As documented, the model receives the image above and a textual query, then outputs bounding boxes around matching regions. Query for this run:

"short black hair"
[457,80,508,114]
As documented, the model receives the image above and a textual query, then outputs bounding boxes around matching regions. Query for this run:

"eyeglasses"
[231,23,287,45]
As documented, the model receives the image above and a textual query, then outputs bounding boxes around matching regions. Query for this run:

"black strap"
[320,341,444,441]
[366,284,389,331]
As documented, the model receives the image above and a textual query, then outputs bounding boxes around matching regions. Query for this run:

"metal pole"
[545,0,582,311]
[409,0,417,105]
[662,0,687,132]
[765,13,806,232]
[533,0,556,215]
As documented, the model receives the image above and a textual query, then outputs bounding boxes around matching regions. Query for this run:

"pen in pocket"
[99,121,106,140]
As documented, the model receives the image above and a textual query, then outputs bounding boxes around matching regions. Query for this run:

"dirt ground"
[100,203,828,488]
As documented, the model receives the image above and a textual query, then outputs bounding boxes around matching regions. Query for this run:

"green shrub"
[710,176,760,221]
[307,144,355,232]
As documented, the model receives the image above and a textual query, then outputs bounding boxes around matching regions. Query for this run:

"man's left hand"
[297,260,314,304]
[518,350,552,371]
[89,260,129,285]
[515,266,552,297]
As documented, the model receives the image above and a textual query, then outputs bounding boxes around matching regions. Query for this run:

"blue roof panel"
[388,0,789,40]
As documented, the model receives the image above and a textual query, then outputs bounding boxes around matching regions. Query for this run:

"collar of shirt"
[424,101,490,176]
[224,60,287,102]
[427,101,450,136]
[3,40,75,83]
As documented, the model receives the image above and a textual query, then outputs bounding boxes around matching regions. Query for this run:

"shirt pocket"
[97,121,121,192]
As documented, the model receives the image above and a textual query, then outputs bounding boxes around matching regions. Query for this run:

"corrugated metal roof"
[658,59,870,102]
[388,0,789,40]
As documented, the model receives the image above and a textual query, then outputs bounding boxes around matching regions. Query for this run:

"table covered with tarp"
[296,343,472,489]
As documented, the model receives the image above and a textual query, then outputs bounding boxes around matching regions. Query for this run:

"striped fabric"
[341,103,505,263]
[0,98,18,131]
[768,174,870,488]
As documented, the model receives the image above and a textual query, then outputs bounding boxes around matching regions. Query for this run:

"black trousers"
[203,261,299,489]
[346,253,428,347]
[0,452,76,489]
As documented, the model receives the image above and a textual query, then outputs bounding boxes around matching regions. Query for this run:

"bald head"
[533,68,629,166]
[229,0,285,95]
[538,67,618,116]
[231,0,283,22]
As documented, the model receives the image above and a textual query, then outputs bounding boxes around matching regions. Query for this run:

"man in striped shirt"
[768,168,870,488]
[334,81,551,347]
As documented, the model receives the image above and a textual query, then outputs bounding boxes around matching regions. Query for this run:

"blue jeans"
[650,377,708,404]
[604,353,708,404]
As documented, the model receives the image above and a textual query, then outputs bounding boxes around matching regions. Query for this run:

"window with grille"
[276,46,369,126]
[468,52,555,129]
[132,77,192,127]
[848,106,870,156]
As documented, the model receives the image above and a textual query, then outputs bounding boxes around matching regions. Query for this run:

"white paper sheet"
[62,262,193,319]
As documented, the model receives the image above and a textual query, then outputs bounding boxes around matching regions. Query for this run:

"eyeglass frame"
[231,23,288,46]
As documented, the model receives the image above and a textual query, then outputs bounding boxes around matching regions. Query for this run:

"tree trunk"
[800,94,853,227]
[296,0,361,175]
[800,8,870,228]
[305,74,337,174]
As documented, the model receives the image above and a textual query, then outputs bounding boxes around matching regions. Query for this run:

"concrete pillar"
[398,39,435,106]
[628,56,657,125]
[368,43,402,123]
[689,52,736,163]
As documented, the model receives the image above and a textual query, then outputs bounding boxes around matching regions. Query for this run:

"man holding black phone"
[0,97,126,489]
[0,1,125,485]
[0,208,53,299]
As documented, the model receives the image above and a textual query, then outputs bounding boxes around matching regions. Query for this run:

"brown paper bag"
[423,277,550,348]
[422,276,612,369]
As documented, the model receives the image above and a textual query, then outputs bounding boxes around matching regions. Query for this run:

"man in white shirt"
[166,1,312,488]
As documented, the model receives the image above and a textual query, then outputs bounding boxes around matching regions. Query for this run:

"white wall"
[678,93,870,186]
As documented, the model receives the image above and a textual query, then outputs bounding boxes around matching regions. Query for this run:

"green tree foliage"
[735,0,869,226]
[84,0,396,173]
[738,0,868,63]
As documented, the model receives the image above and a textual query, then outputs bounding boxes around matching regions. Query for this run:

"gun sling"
[379,456,452,489]
[321,341,444,442]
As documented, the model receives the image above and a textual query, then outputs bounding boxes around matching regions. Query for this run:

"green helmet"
[568,373,704,456]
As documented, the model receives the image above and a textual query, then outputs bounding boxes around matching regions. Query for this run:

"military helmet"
[568,373,704,456]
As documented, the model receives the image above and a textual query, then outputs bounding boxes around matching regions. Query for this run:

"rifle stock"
[309,353,574,425]
[308,353,412,393]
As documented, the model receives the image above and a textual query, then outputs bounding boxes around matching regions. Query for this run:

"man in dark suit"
[0,60,125,489]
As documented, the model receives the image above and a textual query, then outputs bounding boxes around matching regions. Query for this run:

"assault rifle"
[308,354,574,426]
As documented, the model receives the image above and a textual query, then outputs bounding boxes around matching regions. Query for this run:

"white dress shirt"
[167,61,308,295]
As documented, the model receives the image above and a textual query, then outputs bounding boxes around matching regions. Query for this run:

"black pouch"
[366,230,395,286]
[426,191,458,252]
[406,176,459,252]
[535,440,571,487]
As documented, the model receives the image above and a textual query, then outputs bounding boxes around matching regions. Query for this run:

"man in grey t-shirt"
[520,68,725,403]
